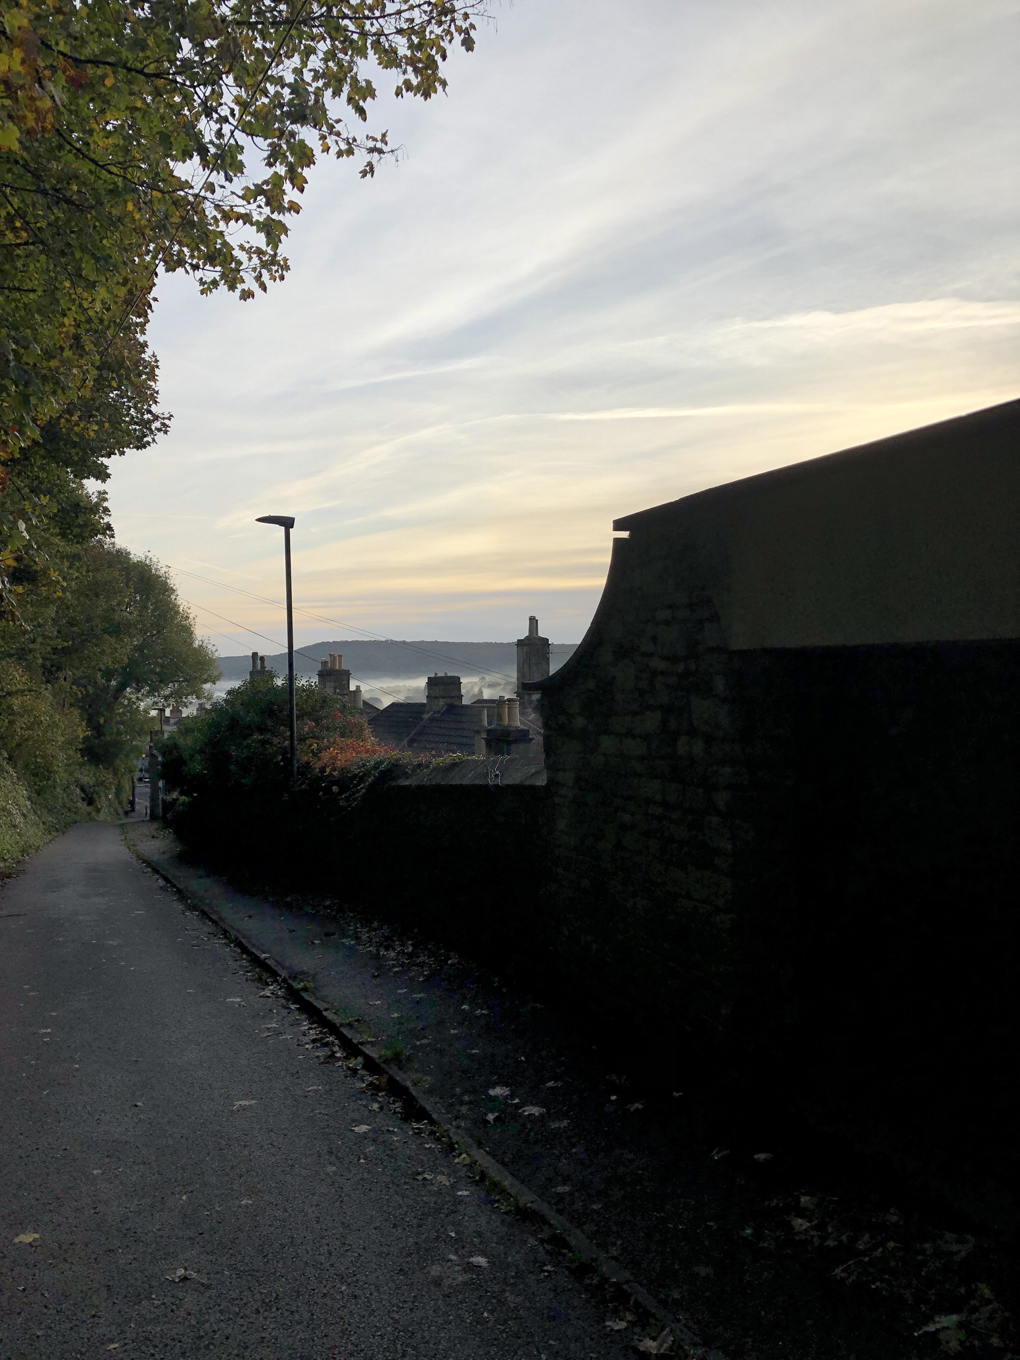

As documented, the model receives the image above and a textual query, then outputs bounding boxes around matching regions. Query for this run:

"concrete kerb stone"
[124,830,715,1359]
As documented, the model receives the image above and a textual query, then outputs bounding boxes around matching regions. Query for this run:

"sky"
[104,0,1020,654]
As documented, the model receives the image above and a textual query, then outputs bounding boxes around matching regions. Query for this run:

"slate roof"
[404,704,483,756]
[395,748,545,786]
[369,696,546,772]
[366,702,427,749]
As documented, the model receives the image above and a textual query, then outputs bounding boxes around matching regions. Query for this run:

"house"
[366,619,553,779]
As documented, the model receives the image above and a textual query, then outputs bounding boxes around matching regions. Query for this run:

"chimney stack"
[516,615,549,715]
[426,673,462,713]
[318,651,352,696]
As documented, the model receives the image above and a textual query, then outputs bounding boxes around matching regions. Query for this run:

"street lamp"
[255,514,297,784]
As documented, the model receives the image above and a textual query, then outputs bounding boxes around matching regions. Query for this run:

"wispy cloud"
[108,0,1020,647]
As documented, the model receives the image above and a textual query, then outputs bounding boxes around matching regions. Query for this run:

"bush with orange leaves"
[299,706,390,776]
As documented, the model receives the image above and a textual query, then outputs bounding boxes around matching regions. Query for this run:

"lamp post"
[255,514,297,785]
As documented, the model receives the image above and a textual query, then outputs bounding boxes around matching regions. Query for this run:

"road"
[0,824,636,1360]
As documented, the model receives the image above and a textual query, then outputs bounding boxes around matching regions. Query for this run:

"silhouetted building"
[317,652,363,709]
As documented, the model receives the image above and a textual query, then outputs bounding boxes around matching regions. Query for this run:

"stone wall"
[530,400,1020,1230]
[540,537,796,1065]
[539,532,1020,1227]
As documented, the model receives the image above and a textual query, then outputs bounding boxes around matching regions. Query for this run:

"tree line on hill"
[215,640,577,682]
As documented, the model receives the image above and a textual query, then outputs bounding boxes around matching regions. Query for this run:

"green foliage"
[0,541,218,844]
[0,754,48,864]
[159,672,396,843]
[0,0,484,819]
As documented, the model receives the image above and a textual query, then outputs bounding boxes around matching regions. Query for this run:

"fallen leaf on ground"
[165,1267,209,1285]
[351,1125,372,1133]
[753,1152,773,1162]
[709,1148,729,1160]
[789,1216,820,1241]
[521,1106,546,1117]
[13,1232,39,1244]
[626,1102,645,1112]
[233,1101,256,1110]
[456,1190,470,1196]
[606,1319,629,1331]
[453,1153,471,1164]
[635,1328,674,1354]
[487,1086,511,1098]
[436,1175,450,1185]
[485,1112,499,1124]
[416,1173,433,1181]
[468,1256,489,1268]
[549,1119,571,1129]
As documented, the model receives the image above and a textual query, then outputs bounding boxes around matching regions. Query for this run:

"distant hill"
[214,639,578,683]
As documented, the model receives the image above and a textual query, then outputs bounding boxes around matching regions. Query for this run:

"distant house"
[366,617,552,782]
[315,652,366,710]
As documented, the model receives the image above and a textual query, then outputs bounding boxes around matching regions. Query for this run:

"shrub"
[159,674,411,852]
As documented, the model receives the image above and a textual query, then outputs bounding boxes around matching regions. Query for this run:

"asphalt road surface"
[0,824,637,1360]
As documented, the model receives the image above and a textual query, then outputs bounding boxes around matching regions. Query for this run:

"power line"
[182,597,408,703]
[171,563,521,683]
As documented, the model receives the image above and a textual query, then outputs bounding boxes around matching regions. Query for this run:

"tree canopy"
[0,0,484,854]
[1,0,485,600]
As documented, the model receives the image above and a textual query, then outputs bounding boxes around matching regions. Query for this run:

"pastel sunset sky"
[104,0,1020,651]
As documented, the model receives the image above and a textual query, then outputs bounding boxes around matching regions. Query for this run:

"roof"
[614,399,1020,532]
[366,703,427,749]
[404,704,483,756]
[593,399,1020,650]
[395,750,546,786]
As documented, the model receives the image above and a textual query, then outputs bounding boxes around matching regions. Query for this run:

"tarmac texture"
[0,823,638,1360]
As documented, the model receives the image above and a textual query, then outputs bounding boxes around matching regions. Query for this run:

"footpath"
[1,822,651,1360]
[124,821,1016,1360]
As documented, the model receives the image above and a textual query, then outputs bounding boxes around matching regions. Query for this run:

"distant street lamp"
[255,514,297,784]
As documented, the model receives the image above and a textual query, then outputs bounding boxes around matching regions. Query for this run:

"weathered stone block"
[708,765,749,788]
[690,695,733,737]
[675,735,706,760]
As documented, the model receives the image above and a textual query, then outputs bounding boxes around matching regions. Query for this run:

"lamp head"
[255,515,295,529]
